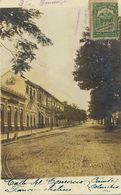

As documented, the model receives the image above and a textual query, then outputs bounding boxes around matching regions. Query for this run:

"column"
[29,114,31,128]
[4,100,8,132]
[43,111,46,126]
[35,113,38,127]
[17,104,20,130]
[11,104,15,131]
[49,116,51,127]
[23,105,26,130]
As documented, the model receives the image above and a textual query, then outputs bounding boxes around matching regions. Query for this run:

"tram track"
[2,152,14,179]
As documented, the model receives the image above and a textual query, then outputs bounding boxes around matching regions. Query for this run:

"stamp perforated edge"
[89,0,119,39]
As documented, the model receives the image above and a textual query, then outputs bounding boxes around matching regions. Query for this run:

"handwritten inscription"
[88,177,119,192]
[18,0,66,7]
[19,0,24,6]
[40,0,66,6]
[4,177,120,193]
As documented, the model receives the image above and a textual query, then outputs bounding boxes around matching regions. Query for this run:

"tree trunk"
[105,113,112,132]
[111,116,115,127]
[101,118,103,125]
[104,117,107,126]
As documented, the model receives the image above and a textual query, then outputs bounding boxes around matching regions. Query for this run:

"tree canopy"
[0,8,52,75]
[73,28,121,130]
[58,101,87,125]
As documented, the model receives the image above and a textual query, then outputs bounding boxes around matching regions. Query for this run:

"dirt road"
[1,123,121,178]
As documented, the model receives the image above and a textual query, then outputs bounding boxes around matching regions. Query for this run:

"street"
[1,123,121,179]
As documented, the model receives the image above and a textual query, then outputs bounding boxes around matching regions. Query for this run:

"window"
[39,94,42,103]
[26,85,29,94]
[33,90,35,98]
[30,88,32,99]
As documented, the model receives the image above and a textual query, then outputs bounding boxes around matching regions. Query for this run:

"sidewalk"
[1,126,62,142]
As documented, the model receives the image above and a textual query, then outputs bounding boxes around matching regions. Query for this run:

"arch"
[38,112,45,127]
[1,104,4,132]
[7,106,11,131]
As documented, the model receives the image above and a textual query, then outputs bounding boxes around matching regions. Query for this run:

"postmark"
[89,0,119,39]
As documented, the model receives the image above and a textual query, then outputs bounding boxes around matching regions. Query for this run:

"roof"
[1,70,64,106]
[26,79,64,105]
[1,85,26,100]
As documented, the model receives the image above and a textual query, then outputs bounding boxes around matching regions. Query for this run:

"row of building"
[1,70,65,132]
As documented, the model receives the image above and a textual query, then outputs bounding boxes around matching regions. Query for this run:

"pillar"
[35,113,38,127]
[43,111,46,126]
[17,104,21,130]
[11,104,15,131]
[4,100,8,132]
[23,105,26,129]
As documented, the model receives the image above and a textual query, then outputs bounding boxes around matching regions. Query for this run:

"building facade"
[1,71,64,132]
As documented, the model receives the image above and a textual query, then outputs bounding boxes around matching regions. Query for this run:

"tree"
[79,109,87,122]
[0,8,52,75]
[73,28,121,131]
[88,88,121,129]
[60,102,87,126]
[88,89,106,121]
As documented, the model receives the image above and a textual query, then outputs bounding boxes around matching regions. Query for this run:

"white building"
[1,70,64,132]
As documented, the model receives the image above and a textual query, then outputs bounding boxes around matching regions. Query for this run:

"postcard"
[0,0,121,194]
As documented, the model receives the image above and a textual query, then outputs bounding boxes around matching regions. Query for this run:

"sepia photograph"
[0,0,121,191]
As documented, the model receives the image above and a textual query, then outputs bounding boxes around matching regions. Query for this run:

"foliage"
[59,102,87,124]
[0,8,52,75]
[73,27,121,130]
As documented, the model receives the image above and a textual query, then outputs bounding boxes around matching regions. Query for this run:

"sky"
[1,0,121,110]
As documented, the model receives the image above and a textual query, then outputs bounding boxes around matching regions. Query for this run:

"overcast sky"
[1,0,121,110]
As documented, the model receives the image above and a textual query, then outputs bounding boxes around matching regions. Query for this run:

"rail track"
[2,152,14,179]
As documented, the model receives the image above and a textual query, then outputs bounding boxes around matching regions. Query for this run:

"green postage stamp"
[89,0,119,39]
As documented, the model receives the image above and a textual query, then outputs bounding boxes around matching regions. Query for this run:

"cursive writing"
[5,187,37,193]
[45,177,88,192]
[47,177,86,185]
[91,176,116,183]
[19,0,24,6]
[45,184,71,192]
[4,177,120,193]
[88,177,120,192]
[18,0,66,7]
[4,178,46,192]
[40,0,66,6]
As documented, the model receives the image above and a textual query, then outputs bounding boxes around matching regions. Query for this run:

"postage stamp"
[89,0,119,39]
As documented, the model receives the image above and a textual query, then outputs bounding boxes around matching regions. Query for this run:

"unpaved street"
[2,123,121,178]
